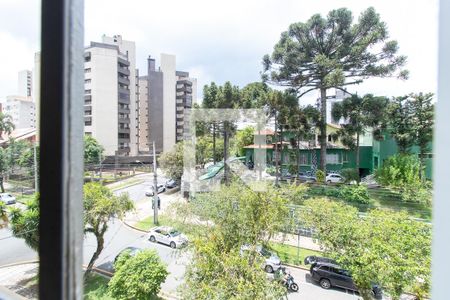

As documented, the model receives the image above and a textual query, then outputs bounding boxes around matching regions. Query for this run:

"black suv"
[310,262,382,298]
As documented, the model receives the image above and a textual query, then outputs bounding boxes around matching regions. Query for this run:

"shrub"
[339,185,370,204]
[316,170,325,183]
[266,166,276,175]
[375,154,421,188]
[109,249,168,300]
[340,168,359,183]
[401,182,432,205]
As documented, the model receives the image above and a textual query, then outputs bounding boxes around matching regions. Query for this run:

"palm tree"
[0,202,8,229]
[0,112,15,139]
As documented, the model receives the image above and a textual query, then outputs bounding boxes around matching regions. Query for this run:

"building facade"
[142,54,197,154]
[18,70,32,97]
[3,95,36,129]
[83,35,139,156]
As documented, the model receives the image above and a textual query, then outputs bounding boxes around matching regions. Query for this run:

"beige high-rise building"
[83,35,139,156]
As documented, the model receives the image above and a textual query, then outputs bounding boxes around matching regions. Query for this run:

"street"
[0,173,360,299]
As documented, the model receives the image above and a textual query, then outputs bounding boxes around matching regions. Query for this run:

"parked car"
[148,226,188,249]
[240,244,282,273]
[326,173,343,184]
[165,179,177,189]
[310,262,382,298]
[145,184,165,196]
[0,193,16,205]
[298,172,317,182]
[114,246,142,264]
[304,255,337,266]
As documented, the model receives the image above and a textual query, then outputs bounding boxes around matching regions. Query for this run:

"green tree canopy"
[84,182,134,276]
[10,193,40,251]
[0,112,15,139]
[263,7,407,172]
[159,142,184,180]
[109,249,169,300]
[332,94,388,177]
[84,135,104,165]
[302,199,431,299]
[232,126,254,157]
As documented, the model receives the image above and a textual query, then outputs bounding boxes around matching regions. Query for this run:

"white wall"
[160,53,176,152]
[85,47,118,156]
[4,96,36,129]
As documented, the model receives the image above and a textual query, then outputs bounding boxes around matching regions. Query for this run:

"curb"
[110,179,145,192]
[282,263,309,271]
[0,260,39,269]
[121,219,150,233]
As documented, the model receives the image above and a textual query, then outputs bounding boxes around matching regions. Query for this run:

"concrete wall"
[85,46,118,156]
[148,70,164,153]
[4,96,36,129]
[160,54,176,153]
[138,76,149,152]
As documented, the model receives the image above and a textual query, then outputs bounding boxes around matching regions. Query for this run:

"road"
[0,173,360,299]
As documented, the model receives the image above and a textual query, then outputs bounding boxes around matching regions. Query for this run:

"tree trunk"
[296,137,301,180]
[280,124,284,181]
[358,288,374,300]
[223,121,229,185]
[356,131,360,182]
[212,122,216,164]
[419,146,426,182]
[319,87,327,173]
[85,233,104,278]
[274,113,279,187]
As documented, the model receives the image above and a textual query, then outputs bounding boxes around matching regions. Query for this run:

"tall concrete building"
[140,54,197,154]
[83,35,139,156]
[3,95,36,129]
[18,70,32,97]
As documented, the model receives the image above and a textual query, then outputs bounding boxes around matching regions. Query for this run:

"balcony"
[117,57,130,66]
[118,76,130,85]
[118,138,130,144]
[118,66,130,76]
[118,118,130,123]
[118,128,130,134]
[118,107,130,114]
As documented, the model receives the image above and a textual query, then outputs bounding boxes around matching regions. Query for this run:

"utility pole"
[34,142,39,193]
[152,141,158,225]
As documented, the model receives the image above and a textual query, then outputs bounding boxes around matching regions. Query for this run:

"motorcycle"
[276,267,299,292]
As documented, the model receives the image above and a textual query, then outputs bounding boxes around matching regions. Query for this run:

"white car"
[145,184,165,196]
[326,173,343,184]
[240,244,282,273]
[0,193,16,205]
[148,226,188,249]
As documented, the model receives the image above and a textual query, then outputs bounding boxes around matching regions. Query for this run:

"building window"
[343,152,349,162]
[84,79,91,84]
[326,153,341,164]
[85,89,91,94]
[85,121,92,126]
[328,134,332,142]
[85,68,91,73]
[299,153,309,165]
[282,153,290,164]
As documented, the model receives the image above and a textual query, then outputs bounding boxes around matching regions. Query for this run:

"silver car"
[240,244,282,273]
[0,193,16,205]
[148,226,188,249]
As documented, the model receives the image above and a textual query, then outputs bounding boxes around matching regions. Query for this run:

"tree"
[302,199,431,300]
[202,82,221,164]
[183,183,290,299]
[386,96,416,153]
[159,142,184,180]
[263,7,408,172]
[232,126,254,156]
[0,148,9,192]
[0,112,15,139]
[240,82,271,109]
[9,194,40,251]
[0,201,8,229]
[84,182,134,277]
[332,94,388,179]
[84,135,104,165]
[109,249,169,300]
[287,105,318,175]
[408,93,434,177]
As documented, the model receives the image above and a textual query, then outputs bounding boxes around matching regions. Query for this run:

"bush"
[316,170,325,183]
[401,182,432,205]
[339,185,370,204]
[266,166,276,175]
[340,168,359,183]
[109,249,168,300]
[375,154,421,188]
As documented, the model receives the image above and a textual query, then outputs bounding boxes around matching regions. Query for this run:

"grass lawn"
[306,184,431,221]
[84,274,113,300]
[15,193,35,203]
[108,178,144,191]
[134,214,206,238]
[269,242,322,267]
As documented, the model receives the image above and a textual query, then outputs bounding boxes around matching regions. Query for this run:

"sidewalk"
[0,263,38,299]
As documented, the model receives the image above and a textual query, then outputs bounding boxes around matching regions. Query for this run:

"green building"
[243,126,432,179]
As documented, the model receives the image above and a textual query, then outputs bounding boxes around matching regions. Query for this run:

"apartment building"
[141,54,197,154]
[18,70,32,97]
[83,35,139,156]
[3,95,36,129]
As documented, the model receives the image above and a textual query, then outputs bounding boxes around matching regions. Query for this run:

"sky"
[0,0,439,104]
